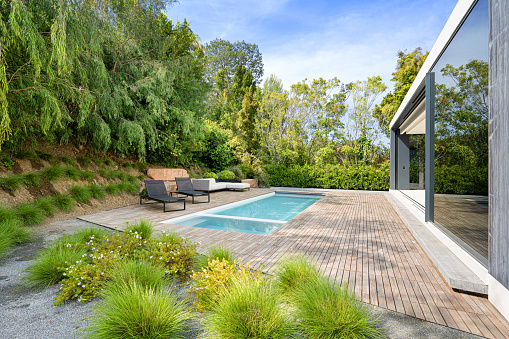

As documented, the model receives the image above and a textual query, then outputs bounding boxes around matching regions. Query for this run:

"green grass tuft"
[99,168,115,179]
[122,182,139,195]
[80,170,95,181]
[107,260,169,293]
[24,244,87,286]
[35,197,56,217]
[0,207,18,223]
[58,156,76,167]
[104,159,116,167]
[15,203,45,226]
[35,151,56,162]
[87,184,106,200]
[63,166,80,180]
[105,183,121,195]
[274,254,320,295]
[203,245,236,268]
[114,170,129,181]
[70,185,92,203]
[290,275,385,339]
[77,155,93,167]
[23,172,41,187]
[54,226,106,248]
[121,162,133,169]
[82,282,190,339]
[0,219,31,258]
[207,277,292,339]
[1,175,25,191]
[52,194,75,213]
[42,166,64,181]
[126,220,153,239]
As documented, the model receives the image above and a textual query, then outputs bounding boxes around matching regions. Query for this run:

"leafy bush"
[42,166,65,181]
[52,194,75,212]
[80,170,96,181]
[203,172,218,179]
[87,184,106,201]
[264,163,390,191]
[229,166,244,182]
[219,170,235,181]
[15,203,45,226]
[82,282,190,339]
[35,197,56,217]
[290,275,385,339]
[191,258,263,312]
[434,165,488,195]
[274,254,319,295]
[125,220,153,239]
[1,175,25,191]
[207,277,291,339]
[23,172,41,187]
[70,185,92,203]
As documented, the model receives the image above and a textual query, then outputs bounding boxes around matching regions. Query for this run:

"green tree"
[373,48,428,137]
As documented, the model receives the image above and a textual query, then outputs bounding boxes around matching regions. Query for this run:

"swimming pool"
[162,192,323,235]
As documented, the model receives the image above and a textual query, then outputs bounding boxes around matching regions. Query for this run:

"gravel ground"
[0,218,484,339]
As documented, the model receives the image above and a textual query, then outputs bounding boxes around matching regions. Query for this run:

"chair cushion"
[225,183,250,189]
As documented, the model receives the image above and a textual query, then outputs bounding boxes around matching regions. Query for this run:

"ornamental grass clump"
[42,165,64,181]
[87,184,105,201]
[197,244,236,270]
[23,172,41,187]
[191,258,263,312]
[0,206,18,223]
[82,282,190,339]
[80,170,95,181]
[35,197,56,217]
[0,219,31,258]
[63,166,80,180]
[126,220,153,239]
[106,260,169,293]
[1,175,25,192]
[274,254,320,295]
[105,183,121,195]
[15,203,45,226]
[207,277,291,339]
[52,194,75,212]
[290,275,385,339]
[70,185,92,203]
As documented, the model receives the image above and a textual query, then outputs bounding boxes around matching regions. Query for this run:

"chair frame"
[142,180,186,212]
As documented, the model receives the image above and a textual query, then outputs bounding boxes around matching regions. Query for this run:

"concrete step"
[386,192,488,296]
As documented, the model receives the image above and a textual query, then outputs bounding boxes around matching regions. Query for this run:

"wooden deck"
[79,189,509,338]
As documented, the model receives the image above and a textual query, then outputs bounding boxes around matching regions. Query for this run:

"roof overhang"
[389,0,478,131]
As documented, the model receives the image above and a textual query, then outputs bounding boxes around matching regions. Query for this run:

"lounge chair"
[142,180,185,212]
[175,177,210,203]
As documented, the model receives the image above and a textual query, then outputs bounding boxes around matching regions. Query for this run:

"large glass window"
[431,0,488,262]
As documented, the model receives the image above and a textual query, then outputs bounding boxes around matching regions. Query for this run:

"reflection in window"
[432,0,488,262]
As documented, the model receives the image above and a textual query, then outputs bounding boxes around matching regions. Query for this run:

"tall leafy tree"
[373,47,428,136]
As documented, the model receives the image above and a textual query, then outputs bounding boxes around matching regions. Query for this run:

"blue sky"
[166,0,459,90]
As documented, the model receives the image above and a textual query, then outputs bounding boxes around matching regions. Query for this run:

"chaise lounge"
[192,178,250,192]
[142,180,186,212]
[175,177,210,203]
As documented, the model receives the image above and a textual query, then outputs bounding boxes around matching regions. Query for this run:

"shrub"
[274,254,320,295]
[219,170,235,181]
[23,172,41,187]
[24,243,88,286]
[207,277,291,339]
[125,220,153,239]
[290,275,385,339]
[35,197,56,217]
[203,172,218,179]
[70,185,92,203]
[82,282,190,339]
[42,166,64,181]
[52,194,75,212]
[80,170,95,181]
[63,166,80,180]
[87,184,106,201]
[229,166,244,182]
[107,260,169,293]
[1,175,25,191]
[15,203,45,226]
[191,258,263,312]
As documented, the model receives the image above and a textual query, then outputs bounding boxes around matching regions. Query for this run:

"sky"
[166,0,459,91]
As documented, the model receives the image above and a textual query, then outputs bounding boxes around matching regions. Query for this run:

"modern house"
[389,0,509,321]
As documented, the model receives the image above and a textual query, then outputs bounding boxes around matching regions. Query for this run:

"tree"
[204,39,263,87]
[373,48,428,137]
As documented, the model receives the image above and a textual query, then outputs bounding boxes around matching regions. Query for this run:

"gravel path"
[0,219,484,339]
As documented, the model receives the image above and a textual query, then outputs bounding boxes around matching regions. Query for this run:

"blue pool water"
[168,193,322,235]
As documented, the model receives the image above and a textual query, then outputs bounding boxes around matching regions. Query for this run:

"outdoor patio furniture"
[192,178,250,192]
[175,177,210,203]
[142,180,186,212]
